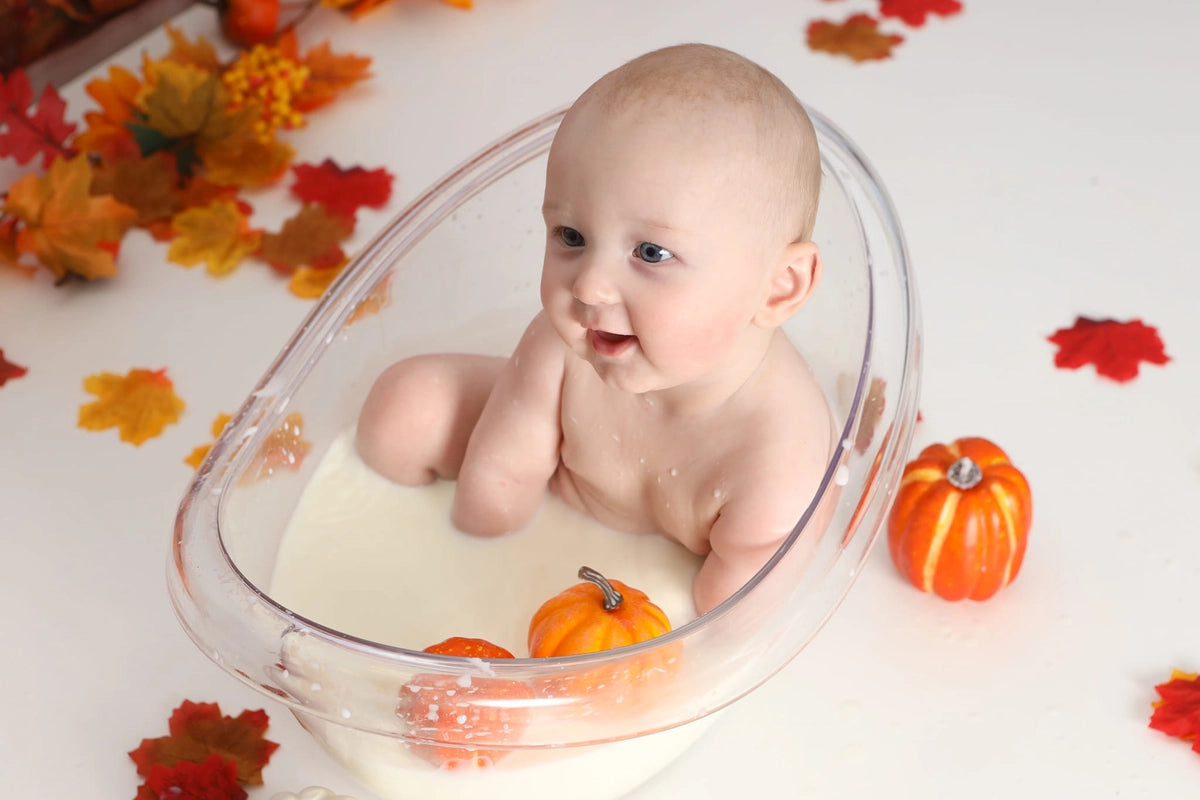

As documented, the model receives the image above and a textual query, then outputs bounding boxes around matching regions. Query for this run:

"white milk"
[269,431,714,800]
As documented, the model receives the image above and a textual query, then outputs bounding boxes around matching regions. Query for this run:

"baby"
[356,43,833,614]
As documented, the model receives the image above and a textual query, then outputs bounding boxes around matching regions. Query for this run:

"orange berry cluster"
[222,45,310,141]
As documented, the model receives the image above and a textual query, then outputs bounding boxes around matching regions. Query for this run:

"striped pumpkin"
[887,437,1032,601]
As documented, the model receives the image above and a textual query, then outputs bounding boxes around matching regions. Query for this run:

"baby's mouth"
[588,329,637,357]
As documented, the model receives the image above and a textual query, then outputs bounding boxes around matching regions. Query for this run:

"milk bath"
[268,431,716,800]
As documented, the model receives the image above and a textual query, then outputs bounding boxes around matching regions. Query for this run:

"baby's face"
[540,100,790,399]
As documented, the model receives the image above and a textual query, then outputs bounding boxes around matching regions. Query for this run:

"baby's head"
[541,44,824,401]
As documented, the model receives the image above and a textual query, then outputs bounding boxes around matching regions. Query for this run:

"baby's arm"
[452,312,566,537]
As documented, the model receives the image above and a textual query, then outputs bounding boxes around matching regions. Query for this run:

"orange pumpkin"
[528,566,671,657]
[887,436,1032,601]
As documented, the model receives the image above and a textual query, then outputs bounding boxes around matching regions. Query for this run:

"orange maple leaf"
[78,367,185,445]
[288,256,349,299]
[160,23,223,72]
[807,14,905,62]
[184,412,233,468]
[202,132,295,189]
[348,274,392,324]
[74,64,143,160]
[3,155,137,282]
[283,35,373,113]
[242,411,313,485]
[168,200,262,275]
[129,699,279,785]
[258,203,350,274]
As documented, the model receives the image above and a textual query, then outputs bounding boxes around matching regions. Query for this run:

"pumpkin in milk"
[397,636,535,769]
[528,567,676,700]
[887,436,1032,601]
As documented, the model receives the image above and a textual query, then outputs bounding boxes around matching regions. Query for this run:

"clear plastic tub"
[169,106,920,800]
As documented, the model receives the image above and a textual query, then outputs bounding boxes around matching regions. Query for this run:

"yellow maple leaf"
[202,134,295,189]
[185,411,234,468]
[168,200,262,276]
[78,367,185,445]
[3,155,137,282]
[259,204,350,273]
[288,256,349,299]
[139,61,234,140]
[161,23,222,72]
[241,412,313,485]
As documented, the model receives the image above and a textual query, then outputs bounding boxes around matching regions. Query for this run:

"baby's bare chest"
[554,395,736,553]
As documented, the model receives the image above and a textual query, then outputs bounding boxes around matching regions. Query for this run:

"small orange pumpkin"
[887,436,1032,601]
[528,566,671,657]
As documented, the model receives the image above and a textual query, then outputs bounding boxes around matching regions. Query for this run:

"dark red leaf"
[138,753,247,800]
[0,69,77,167]
[878,0,964,26]
[1047,316,1169,382]
[129,700,278,785]
[1149,671,1200,741]
[0,349,28,387]
[290,158,393,221]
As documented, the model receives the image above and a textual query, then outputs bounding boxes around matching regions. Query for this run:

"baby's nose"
[571,257,619,306]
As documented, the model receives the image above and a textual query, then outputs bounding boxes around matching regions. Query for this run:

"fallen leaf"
[288,257,348,299]
[241,411,313,484]
[290,159,393,222]
[0,349,29,386]
[185,412,234,468]
[74,64,142,160]
[160,23,223,72]
[286,36,373,112]
[4,155,138,282]
[136,753,247,800]
[259,204,351,274]
[1149,670,1200,742]
[90,152,183,229]
[0,68,77,167]
[879,0,964,27]
[1047,316,1170,382]
[129,699,279,785]
[168,200,262,276]
[77,367,185,445]
[348,275,392,323]
[807,14,904,62]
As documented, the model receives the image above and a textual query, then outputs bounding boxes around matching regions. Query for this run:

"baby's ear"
[753,241,822,328]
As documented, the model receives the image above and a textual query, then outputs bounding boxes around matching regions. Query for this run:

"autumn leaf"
[129,699,279,785]
[259,203,350,274]
[4,155,137,282]
[283,35,373,112]
[348,274,391,323]
[290,159,393,222]
[289,258,348,299]
[160,23,223,72]
[90,152,183,229]
[74,64,142,160]
[0,349,29,387]
[807,14,904,62]
[136,754,247,800]
[1047,316,1170,382]
[241,411,313,484]
[77,367,185,445]
[1149,670,1200,743]
[0,68,77,167]
[168,200,262,275]
[185,412,233,468]
[879,0,964,27]
[201,132,295,189]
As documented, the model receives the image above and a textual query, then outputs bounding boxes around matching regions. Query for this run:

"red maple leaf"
[878,0,964,26]
[136,753,247,800]
[1046,316,1169,382]
[1149,670,1200,742]
[0,349,28,387]
[0,69,77,167]
[290,159,394,222]
[129,700,279,785]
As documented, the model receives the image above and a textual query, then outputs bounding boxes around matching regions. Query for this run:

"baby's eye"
[557,227,585,247]
[636,242,673,264]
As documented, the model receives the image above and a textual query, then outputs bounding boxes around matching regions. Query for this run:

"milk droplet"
[834,465,849,486]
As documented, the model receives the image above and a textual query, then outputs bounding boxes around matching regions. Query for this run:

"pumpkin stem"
[946,456,983,490]
[578,566,623,612]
